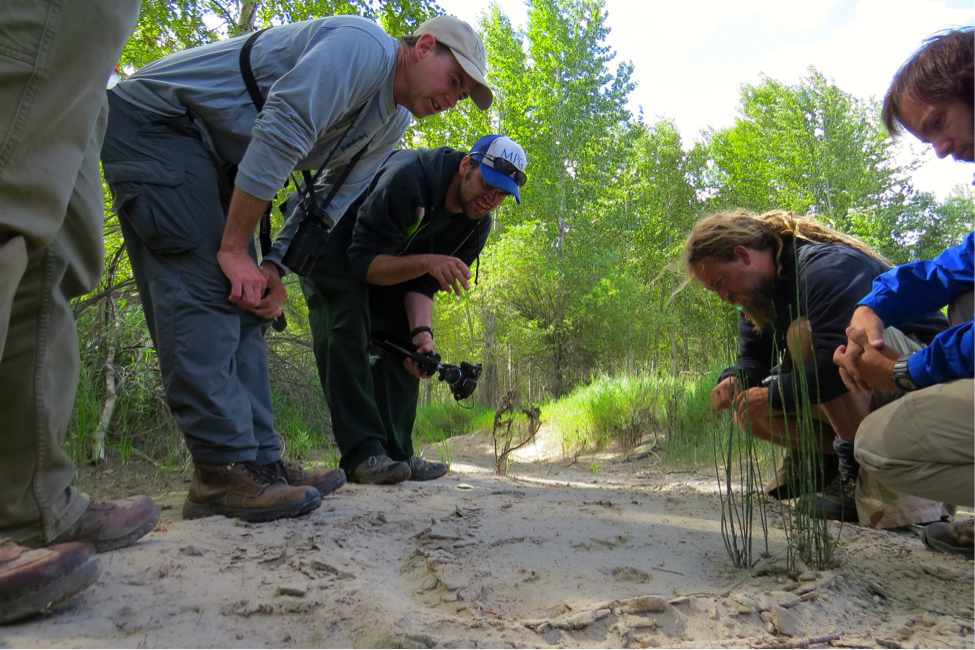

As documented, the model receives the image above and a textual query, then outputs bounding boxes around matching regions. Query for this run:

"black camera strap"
[239,28,274,257]
[239,27,372,257]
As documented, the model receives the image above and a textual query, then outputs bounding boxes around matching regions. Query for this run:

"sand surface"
[1,429,972,649]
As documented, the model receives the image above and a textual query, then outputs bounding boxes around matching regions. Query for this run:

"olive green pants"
[300,258,419,474]
[0,0,141,542]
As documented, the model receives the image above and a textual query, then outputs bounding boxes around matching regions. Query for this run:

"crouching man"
[684,210,948,527]
[266,136,527,484]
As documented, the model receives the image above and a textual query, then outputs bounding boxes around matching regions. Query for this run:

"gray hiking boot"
[407,455,449,481]
[349,455,411,485]
[796,474,858,523]
[921,517,974,558]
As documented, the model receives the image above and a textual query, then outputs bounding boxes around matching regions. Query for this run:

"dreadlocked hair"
[683,209,889,279]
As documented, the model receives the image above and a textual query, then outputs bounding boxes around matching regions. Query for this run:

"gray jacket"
[113,15,412,217]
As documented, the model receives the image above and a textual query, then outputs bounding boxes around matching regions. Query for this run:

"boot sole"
[314,472,347,496]
[181,490,322,523]
[90,503,162,554]
[0,555,102,625]
[348,465,412,485]
[407,466,450,481]
[795,494,859,523]
[921,527,975,558]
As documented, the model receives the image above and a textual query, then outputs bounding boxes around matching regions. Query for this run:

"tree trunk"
[479,308,499,407]
[92,345,117,463]
[236,0,262,35]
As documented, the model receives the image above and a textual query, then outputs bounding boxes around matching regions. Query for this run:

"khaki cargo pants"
[0,0,140,543]
[855,291,975,510]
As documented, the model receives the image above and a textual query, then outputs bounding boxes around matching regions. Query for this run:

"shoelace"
[237,460,285,485]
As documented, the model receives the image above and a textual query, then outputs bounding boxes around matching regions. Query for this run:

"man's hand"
[849,305,886,349]
[217,248,267,309]
[404,332,436,379]
[219,186,272,309]
[426,255,472,295]
[248,262,288,320]
[834,306,888,392]
[733,386,770,428]
[836,327,899,394]
[711,376,738,411]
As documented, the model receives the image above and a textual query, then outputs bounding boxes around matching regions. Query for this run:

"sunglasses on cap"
[471,153,528,187]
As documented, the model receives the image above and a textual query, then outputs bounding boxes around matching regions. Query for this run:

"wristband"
[410,326,433,340]
[892,354,917,392]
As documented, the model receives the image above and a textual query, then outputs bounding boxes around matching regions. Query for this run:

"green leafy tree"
[701,69,921,248]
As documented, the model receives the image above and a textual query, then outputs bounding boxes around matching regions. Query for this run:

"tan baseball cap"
[415,15,493,110]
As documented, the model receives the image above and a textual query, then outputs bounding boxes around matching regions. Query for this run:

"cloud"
[440,0,974,197]
[757,0,975,99]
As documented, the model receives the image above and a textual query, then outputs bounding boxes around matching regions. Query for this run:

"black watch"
[892,354,917,392]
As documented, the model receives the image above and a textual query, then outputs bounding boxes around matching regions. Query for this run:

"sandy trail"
[1,429,972,648]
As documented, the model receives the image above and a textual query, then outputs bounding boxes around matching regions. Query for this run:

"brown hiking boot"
[49,496,160,553]
[0,539,101,625]
[267,460,346,496]
[182,461,322,523]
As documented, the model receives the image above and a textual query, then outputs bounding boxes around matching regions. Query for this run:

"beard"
[732,276,778,331]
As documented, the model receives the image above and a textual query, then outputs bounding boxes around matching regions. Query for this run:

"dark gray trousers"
[101,93,280,465]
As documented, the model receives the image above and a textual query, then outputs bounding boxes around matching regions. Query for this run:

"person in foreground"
[100,14,494,521]
[833,26,974,557]
[0,0,159,625]
[685,210,948,527]
[279,135,527,484]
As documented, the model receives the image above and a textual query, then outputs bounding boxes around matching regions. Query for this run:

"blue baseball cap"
[469,135,528,204]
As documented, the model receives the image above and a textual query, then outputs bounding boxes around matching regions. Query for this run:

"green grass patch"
[541,368,772,466]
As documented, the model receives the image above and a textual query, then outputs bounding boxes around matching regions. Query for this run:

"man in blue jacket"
[834,26,973,556]
[101,15,494,521]
[289,135,527,484]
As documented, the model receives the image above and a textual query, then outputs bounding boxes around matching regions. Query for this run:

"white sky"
[435,0,975,200]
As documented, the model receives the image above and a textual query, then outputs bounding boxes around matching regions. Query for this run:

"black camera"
[280,196,333,277]
[369,330,482,402]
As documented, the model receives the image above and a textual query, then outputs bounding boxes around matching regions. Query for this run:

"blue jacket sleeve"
[859,231,974,386]
[858,232,974,324]
[907,322,974,387]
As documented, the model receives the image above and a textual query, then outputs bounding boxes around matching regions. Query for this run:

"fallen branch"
[91,345,117,464]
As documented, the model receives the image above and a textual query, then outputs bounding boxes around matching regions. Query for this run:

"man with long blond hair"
[684,209,948,527]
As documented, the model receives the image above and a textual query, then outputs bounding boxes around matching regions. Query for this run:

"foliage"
[68,0,973,474]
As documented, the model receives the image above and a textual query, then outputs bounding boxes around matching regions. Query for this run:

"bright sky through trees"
[437,0,975,200]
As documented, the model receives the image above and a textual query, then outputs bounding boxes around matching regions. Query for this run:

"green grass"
[413,402,494,464]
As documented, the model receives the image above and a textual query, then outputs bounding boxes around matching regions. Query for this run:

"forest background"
[70,0,975,469]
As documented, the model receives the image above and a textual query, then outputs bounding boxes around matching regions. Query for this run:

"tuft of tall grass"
[543,370,754,464]
[546,373,659,454]
[413,401,494,465]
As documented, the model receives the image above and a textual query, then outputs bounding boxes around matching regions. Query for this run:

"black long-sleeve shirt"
[322,146,491,299]
[718,239,948,412]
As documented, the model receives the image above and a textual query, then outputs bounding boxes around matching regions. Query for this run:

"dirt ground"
[1,428,972,649]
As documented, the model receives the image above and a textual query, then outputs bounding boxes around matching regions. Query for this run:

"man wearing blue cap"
[280,135,527,484]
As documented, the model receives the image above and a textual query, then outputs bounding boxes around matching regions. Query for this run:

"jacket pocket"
[103,160,195,254]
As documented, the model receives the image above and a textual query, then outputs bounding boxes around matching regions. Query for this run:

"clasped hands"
[217,249,287,320]
[832,306,899,395]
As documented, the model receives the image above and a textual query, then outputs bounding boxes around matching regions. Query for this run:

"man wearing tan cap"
[100,14,493,522]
